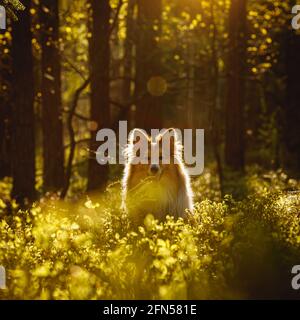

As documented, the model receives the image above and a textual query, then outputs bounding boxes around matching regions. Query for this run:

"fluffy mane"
[121,128,194,219]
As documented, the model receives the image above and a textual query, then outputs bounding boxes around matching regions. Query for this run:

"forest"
[0,0,300,299]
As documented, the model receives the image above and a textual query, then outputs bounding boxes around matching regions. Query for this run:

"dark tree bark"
[87,0,111,191]
[282,19,300,176]
[121,0,135,129]
[209,1,224,197]
[0,100,11,178]
[135,0,163,132]
[40,0,65,192]
[11,1,36,203]
[122,0,135,105]
[0,45,12,178]
[225,0,247,171]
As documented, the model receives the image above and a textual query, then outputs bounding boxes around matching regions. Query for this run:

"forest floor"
[0,165,300,299]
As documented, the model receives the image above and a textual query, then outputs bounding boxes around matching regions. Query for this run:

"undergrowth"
[0,168,299,299]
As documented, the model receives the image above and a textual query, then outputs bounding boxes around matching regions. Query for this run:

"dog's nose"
[150,164,159,175]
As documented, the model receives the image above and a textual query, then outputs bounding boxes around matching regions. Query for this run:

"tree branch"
[61,77,91,199]
[109,0,124,36]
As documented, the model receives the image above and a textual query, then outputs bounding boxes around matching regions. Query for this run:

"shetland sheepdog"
[122,128,193,224]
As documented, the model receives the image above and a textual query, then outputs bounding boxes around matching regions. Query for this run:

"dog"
[122,128,193,225]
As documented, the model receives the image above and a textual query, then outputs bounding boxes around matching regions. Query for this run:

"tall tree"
[209,0,224,196]
[135,0,163,131]
[121,0,136,130]
[87,0,111,191]
[11,0,36,203]
[40,0,65,192]
[0,98,11,178]
[0,41,12,178]
[122,0,135,105]
[225,0,247,171]
[282,8,300,177]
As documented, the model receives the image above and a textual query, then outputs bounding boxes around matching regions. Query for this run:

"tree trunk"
[123,0,135,104]
[11,1,36,203]
[87,0,111,191]
[186,37,195,129]
[135,0,163,132]
[0,44,12,178]
[282,18,300,177]
[122,0,135,129]
[0,102,12,179]
[225,0,247,171]
[0,101,11,178]
[40,0,65,192]
[210,0,224,197]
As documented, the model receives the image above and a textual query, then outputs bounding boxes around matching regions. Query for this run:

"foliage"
[0,0,25,21]
[0,168,299,300]
[0,0,300,301]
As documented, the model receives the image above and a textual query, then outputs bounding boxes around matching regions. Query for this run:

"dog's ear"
[168,129,177,156]
[128,128,150,145]
[156,128,177,140]
[124,129,150,159]
[157,128,178,156]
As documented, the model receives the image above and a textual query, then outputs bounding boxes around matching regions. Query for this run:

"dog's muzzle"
[149,164,160,175]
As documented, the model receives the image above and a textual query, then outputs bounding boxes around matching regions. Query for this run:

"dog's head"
[124,128,183,178]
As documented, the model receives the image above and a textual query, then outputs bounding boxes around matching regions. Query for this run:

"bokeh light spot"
[147,76,168,97]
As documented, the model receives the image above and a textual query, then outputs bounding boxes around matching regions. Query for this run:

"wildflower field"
[0,167,299,300]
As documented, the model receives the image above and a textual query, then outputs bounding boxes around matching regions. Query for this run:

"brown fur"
[122,129,193,225]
